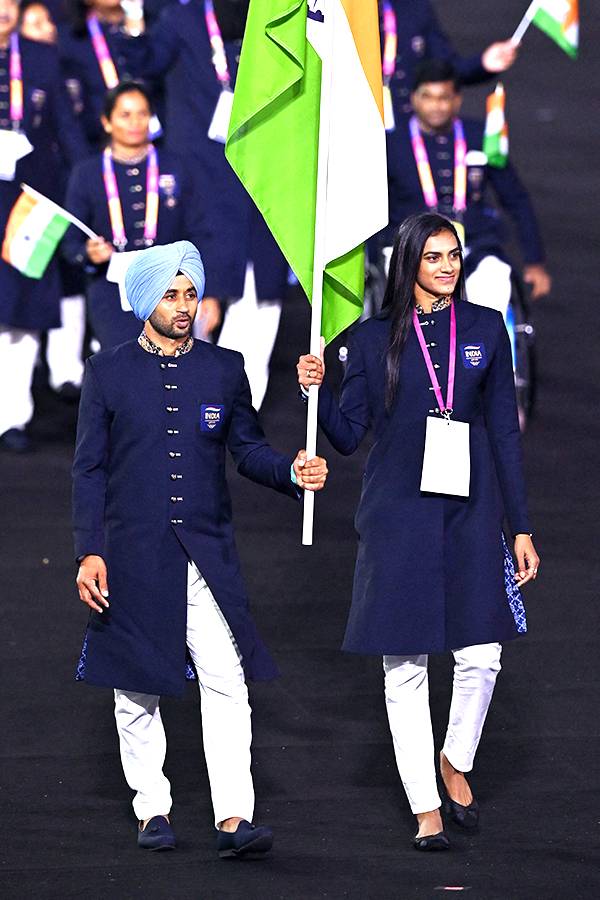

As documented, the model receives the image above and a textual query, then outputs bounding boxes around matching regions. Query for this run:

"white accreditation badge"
[383,84,395,132]
[106,249,144,311]
[420,415,470,497]
[208,88,234,144]
[0,130,34,181]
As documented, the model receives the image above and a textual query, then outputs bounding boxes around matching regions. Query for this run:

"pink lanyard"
[413,300,457,417]
[409,116,467,214]
[382,1,397,86]
[102,145,159,250]
[205,0,230,89]
[87,15,119,89]
[9,32,23,129]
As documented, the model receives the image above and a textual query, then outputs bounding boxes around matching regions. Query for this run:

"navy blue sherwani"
[73,338,299,698]
[316,300,531,656]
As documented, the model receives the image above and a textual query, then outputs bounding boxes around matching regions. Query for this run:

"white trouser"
[383,643,502,814]
[114,562,254,827]
[46,295,86,390]
[465,255,512,321]
[0,326,40,434]
[217,262,282,411]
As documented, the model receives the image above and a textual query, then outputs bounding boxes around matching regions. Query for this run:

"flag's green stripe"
[22,214,70,279]
[533,9,577,57]
[226,0,364,344]
[482,132,507,169]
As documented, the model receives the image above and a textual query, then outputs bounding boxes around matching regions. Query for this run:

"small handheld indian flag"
[483,84,509,169]
[512,1,578,58]
[2,184,96,279]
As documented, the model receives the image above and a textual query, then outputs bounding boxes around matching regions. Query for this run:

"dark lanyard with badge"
[414,300,470,497]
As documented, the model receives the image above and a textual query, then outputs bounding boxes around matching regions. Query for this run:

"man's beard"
[148,308,195,340]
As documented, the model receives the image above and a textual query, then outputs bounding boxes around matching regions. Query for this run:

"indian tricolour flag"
[515,1,578,58]
[2,185,79,279]
[225,0,388,345]
[483,84,509,169]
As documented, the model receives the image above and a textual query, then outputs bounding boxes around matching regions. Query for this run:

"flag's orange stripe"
[340,0,384,124]
[486,93,504,113]
[563,0,578,33]
[2,192,37,262]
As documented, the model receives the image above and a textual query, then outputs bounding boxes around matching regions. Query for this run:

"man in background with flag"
[383,59,551,320]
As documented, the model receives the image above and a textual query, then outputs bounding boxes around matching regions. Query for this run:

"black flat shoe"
[217,820,274,859]
[413,830,450,851]
[445,795,479,830]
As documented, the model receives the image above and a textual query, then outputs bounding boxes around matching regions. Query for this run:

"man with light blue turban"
[72,242,328,855]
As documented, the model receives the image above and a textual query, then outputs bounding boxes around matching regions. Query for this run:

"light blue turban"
[124,241,206,321]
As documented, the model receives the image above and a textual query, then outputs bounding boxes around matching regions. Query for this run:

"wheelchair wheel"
[506,271,537,430]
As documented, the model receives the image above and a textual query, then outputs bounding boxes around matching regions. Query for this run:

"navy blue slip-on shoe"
[217,820,274,859]
[137,816,176,850]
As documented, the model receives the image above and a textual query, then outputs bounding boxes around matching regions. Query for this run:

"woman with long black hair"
[298,212,539,850]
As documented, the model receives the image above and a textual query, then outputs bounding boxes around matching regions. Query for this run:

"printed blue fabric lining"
[503,533,527,633]
[76,631,198,681]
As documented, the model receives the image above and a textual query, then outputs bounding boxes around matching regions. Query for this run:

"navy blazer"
[384,117,545,265]
[73,338,300,697]
[381,0,491,121]
[317,300,531,656]
[136,0,289,300]
[0,36,87,330]
[57,21,148,152]
[63,148,214,349]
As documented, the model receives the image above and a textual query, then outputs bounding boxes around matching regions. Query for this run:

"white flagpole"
[302,0,336,546]
[511,0,541,44]
[21,183,99,240]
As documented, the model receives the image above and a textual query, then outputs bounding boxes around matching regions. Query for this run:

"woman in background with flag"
[0,0,85,451]
[64,80,220,350]
[298,213,539,850]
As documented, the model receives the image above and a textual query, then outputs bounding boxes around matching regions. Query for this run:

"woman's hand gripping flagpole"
[302,0,336,546]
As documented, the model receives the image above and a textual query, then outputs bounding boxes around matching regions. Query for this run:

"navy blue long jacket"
[72,338,299,697]
[137,0,289,300]
[384,117,545,265]
[63,149,213,349]
[317,300,531,656]
[0,37,86,330]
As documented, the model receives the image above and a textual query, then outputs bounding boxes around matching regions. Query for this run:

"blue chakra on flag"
[307,0,324,22]
[460,344,487,369]
[201,404,224,431]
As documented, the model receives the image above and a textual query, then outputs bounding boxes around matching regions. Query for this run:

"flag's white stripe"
[485,108,504,136]
[537,0,571,23]
[308,0,387,264]
[8,201,58,271]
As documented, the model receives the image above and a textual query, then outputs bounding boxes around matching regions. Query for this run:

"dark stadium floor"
[1,2,599,898]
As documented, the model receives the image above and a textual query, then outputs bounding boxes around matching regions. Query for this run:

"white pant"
[0,326,40,434]
[114,562,254,827]
[217,262,282,411]
[46,295,86,390]
[465,255,512,321]
[383,643,502,814]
